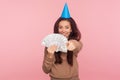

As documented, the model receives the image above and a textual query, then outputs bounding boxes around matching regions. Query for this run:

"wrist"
[47,52,54,58]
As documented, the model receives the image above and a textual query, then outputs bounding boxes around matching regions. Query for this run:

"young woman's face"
[58,20,72,38]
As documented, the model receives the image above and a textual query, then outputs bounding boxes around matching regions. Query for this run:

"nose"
[61,29,66,33]
[61,28,66,32]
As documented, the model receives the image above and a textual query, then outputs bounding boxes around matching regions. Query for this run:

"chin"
[65,36,69,38]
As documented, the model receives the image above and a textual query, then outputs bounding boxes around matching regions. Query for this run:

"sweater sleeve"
[70,40,83,57]
[42,47,55,74]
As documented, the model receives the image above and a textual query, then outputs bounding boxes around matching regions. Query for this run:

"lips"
[59,32,68,37]
[62,34,68,37]
[60,33,66,35]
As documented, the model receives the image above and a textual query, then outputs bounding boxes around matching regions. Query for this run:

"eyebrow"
[59,25,70,27]
[65,25,70,27]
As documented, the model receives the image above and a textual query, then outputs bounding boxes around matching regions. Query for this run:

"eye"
[58,26,63,29]
[65,26,70,29]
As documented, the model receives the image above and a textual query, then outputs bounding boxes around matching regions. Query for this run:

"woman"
[42,4,83,80]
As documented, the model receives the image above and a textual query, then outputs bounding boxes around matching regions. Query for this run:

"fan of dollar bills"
[41,33,68,52]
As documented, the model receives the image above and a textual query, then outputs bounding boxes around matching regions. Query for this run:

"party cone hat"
[61,3,71,18]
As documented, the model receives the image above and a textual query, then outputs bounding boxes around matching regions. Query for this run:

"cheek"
[67,26,72,32]
[58,29,62,33]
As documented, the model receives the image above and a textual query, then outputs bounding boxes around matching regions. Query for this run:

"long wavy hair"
[54,17,81,66]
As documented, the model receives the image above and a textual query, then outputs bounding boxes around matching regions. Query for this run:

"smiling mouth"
[61,33,66,36]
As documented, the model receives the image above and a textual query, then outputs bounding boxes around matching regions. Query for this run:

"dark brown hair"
[54,17,81,66]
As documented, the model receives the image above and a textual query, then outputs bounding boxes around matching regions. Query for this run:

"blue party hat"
[61,3,71,18]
